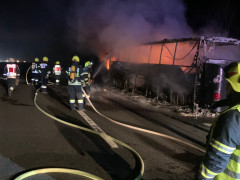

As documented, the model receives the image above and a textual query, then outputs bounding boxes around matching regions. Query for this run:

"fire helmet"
[85,61,92,67]
[9,58,14,62]
[72,55,80,62]
[225,62,240,92]
[56,61,60,65]
[43,56,48,62]
[35,58,39,62]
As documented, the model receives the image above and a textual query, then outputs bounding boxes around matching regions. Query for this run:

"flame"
[106,59,110,70]
[103,56,117,70]
[113,41,197,67]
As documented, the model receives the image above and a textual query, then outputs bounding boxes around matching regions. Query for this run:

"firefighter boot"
[8,86,14,97]
[78,103,84,111]
[70,103,75,111]
[55,79,60,85]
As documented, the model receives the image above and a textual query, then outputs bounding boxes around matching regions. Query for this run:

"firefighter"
[31,58,40,85]
[39,56,51,93]
[196,62,240,180]
[68,55,84,111]
[53,61,62,85]
[82,61,93,106]
[3,58,20,96]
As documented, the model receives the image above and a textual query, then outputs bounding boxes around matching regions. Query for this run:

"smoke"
[67,0,193,57]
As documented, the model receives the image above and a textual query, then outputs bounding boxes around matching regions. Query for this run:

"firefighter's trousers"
[40,73,48,93]
[55,75,61,85]
[68,85,84,110]
[7,78,16,89]
[31,72,39,85]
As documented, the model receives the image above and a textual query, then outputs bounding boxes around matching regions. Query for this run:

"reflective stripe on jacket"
[32,62,40,73]
[3,64,20,78]
[82,67,91,86]
[198,105,240,180]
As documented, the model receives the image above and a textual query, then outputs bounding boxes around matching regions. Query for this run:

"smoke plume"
[67,0,193,57]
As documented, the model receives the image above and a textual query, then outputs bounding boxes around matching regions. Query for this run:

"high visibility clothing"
[53,64,62,76]
[67,61,84,110]
[225,62,240,92]
[82,66,91,87]
[39,62,50,93]
[32,62,40,74]
[3,64,20,79]
[197,104,240,180]
[31,62,40,84]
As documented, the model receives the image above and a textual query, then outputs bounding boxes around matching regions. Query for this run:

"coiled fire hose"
[81,87,205,154]
[13,88,144,180]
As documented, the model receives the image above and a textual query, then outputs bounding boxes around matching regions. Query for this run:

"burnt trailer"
[106,36,240,112]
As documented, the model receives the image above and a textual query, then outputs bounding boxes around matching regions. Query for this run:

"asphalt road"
[0,82,209,180]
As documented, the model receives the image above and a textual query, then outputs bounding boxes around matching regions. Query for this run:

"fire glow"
[104,40,198,71]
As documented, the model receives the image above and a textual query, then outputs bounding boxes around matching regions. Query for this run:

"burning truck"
[104,36,240,112]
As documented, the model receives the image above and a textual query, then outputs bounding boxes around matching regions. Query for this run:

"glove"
[90,79,94,83]
[45,74,49,79]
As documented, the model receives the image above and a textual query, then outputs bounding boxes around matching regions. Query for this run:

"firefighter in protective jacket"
[39,56,51,93]
[82,61,93,105]
[68,55,84,111]
[197,62,240,180]
[53,61,61,85]
[31,58,40,85]
[3,58,20,96]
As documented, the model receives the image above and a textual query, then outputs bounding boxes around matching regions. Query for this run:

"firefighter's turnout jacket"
[82,66,91,105]
[31,61,40,84]
[53,64,62,85]
[53,64,62,76]
[3,63,20,79]
[39,61,51,92]
[197,104,240,180]
[82,66,91,87]
[68,62,84,110]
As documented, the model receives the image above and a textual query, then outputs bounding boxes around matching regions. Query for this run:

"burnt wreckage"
[106,36,240,112]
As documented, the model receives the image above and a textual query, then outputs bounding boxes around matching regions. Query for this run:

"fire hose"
[25,66,31,85]
[81,87,205,154]
[20,66,204,179]
[25,66,55,86]
[13,88,144,180]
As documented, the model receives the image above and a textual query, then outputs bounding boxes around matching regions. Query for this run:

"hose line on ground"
[13,89,144,180]
[25,66,31,85]
[81,87,205,154]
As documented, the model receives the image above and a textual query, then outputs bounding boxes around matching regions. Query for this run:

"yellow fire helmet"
[43,56,48,62]
[225,62,240,92]
[85,61,91,67]
[35,58,39,62]
[56,61,60,65]
[72,55,80,62]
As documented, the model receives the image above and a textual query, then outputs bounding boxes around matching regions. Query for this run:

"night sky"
[0,0,240,64]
